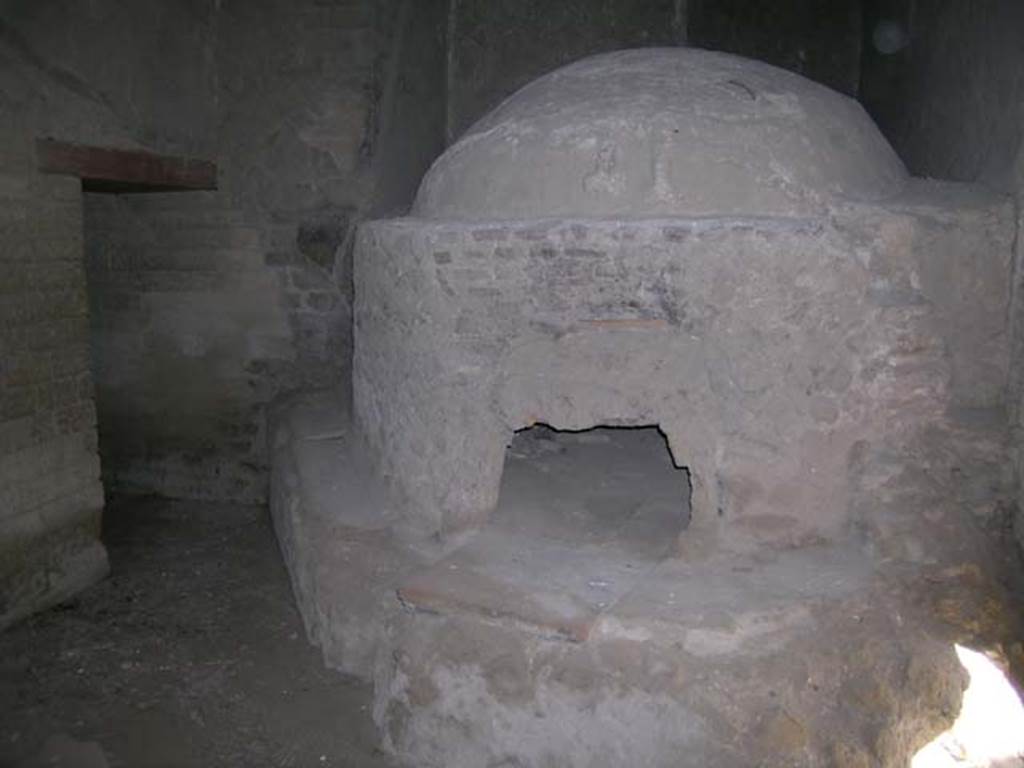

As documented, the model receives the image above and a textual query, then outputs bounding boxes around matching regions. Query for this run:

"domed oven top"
[413,48,906,220]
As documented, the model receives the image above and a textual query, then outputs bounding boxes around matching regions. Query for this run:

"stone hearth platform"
[266,389,1014,768]
[270,47,1024,767]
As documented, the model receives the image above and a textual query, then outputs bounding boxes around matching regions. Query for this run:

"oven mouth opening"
[504,422,692,539]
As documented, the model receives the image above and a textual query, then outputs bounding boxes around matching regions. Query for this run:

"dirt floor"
[5,447,1024,768]
[0,496,395,768]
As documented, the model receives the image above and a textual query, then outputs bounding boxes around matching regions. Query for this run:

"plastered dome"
[413,48,907,220]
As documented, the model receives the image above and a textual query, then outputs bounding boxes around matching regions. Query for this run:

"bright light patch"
[912,644,1024,767]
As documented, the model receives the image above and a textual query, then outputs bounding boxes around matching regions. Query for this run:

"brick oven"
[353,48,1007,556]
[272,48,1015,767]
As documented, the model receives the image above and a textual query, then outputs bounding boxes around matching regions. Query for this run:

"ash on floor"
[0,496,394,768]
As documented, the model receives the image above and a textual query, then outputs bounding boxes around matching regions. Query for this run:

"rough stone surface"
[396,427,689,643]
[372,556,966,768]
[269,389,425,678]
[0,169,108,630]
[357,183,1013,550]
[269,392,1023,767]
[78,0,448,504]
[283,52,1024,765]
[415,48,907,221]
[84,193,305,504]
[858,0,1024,560]
[0,0,896,540]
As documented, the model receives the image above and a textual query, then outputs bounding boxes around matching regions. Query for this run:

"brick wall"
[83,194,285,503]
[82,0,447,505]
[0,0,218,626]
[83,190,353,503]
[80,1,362,503]
[0,169,107,630]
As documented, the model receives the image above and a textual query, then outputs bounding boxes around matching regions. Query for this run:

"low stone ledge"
[268,388,424,679]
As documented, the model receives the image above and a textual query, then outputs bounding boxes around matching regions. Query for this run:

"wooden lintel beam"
[35,138,217,192]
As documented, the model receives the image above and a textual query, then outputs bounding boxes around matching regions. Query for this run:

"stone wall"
[859,0,1024,552]
[83,193,294,503]
[2,0,446,624]
[444,0,864,140]
[0,0,215,625]
[83,0,378,502]
[860,0,1024,190]
[9,0,872,520]
[445,0,687,141]
[7,0,1021,624]
[82,0,447,503]
[687,0,863,96]
[0,170,107,630]
[0,0,219,156]
[355,184,1014,554]
[370,0,449,216]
